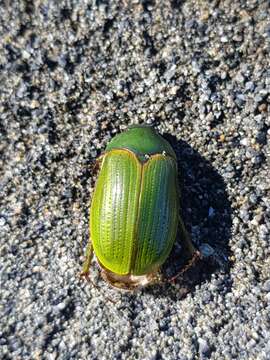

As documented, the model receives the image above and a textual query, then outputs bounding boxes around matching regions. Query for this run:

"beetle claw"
[79,271,90,282]
[79,271,118,304]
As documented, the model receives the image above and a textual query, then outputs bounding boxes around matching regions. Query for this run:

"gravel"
[0,1,269,359]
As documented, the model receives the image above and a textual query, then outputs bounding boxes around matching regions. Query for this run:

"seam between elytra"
[129,156,144,274]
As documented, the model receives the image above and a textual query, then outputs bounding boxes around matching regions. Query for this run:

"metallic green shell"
[106,125,176,161]
[90,136,179,276]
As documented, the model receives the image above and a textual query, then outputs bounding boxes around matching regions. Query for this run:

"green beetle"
[81,125,197,290]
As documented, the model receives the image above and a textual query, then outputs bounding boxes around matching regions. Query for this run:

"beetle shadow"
[142,133,233,300]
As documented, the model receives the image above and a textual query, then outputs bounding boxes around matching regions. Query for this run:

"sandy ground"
[0,1,269,359]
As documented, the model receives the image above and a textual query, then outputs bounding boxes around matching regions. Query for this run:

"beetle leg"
[80,154,104,278]
[178,215,197,255]
[80,241,94,278]
[168,250,201,283]
[79,244,118,304]
[91,154,104,175]
[167,216,201,283]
